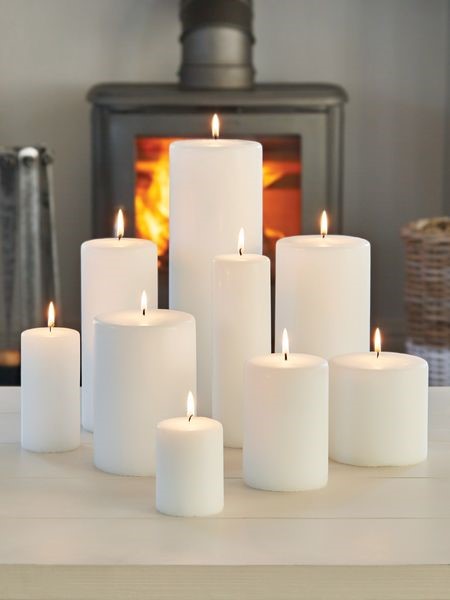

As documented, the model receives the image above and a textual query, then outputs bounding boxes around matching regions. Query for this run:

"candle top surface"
[249,353,327,370]
[82,238,155,250]
[157,416,222,433]
[95,308,194,328]
[170,139,261,151]
[214,253,269,264]
[330,351,427,371]
[22,327,79,338]
[278,235,369,249]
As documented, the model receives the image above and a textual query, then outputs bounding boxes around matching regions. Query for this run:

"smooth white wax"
[81,238,157,432]
[156,416,224,517]
[244,353,329,491]
[275,235,370,358]
[212,253,271,447]
[329,352,428,466]
[93,309,196,476]
[170,139,262,415]
[21,327,80,452]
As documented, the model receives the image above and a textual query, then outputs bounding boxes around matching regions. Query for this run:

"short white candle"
[93,293,196,476]
[275,211,370,359]
[244,330,329,492]
[156,392,224,517]
[21,302,80,453]
[329,328,428,467]
[212,228,271,448]
[170,115,262,416]
[81,209,157,432]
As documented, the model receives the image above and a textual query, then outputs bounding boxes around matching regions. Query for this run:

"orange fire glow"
[135,138,176,264]
[134,137,301,269]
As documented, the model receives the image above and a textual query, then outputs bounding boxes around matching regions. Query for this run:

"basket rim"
[401,216,450,239]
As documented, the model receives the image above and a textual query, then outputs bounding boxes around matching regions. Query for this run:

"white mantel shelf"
[0,387,450,600]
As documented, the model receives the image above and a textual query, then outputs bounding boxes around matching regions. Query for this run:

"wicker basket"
[401,217,450,385]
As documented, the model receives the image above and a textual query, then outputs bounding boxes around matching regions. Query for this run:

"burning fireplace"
[134,134,301,305]
[88,0,347,309]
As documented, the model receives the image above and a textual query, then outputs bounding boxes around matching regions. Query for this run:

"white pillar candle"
[170,117,262,416]
[21,302,80,453]
[244,331,329,491]
[329,329,428,467]
[275,212,370,359]
[212,229,271,448]
[156,392,224,517]
[81,210,157,432]
[93,294,196,476]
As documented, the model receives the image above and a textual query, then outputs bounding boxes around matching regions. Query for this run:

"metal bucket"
[0,146,60,383]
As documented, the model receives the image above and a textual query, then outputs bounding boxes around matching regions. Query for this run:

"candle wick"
[49,326,52,334]
[188,414,193,422]
[118,234,122,241]
[322,233,326,239]
[376,351,380,358]
[142,308,146,316]
[213,133,218,140]
[239,248,243,256]
[284,352,288,361]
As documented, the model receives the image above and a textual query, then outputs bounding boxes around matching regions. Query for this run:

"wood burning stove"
[88,83,346,308]
[87,1,347,308]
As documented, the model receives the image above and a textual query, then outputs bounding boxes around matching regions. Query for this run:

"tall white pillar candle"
[329,329,428,467]
[212,229,271,447]
[94,299,196,476]
[81,211,157,431]
[170,120,262,416]
[275,214,370,359]
[21,303,80,453]
[156,392,224,517]
[244,332,329,491]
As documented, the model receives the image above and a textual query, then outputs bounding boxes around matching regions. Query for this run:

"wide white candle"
[156,392,224,517]
[170,116,262,416]
[329,329,428,467]
[81,210,157,432]
[93,294,196,476]
[244,331,329,491]
[21,302,80,453]
[212,229,271,448]
[275,212,370,359]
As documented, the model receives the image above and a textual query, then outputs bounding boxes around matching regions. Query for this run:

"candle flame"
[374,327,381,357]
[116,209,124,240]
[238,227,245,256]
[141,290,148,316]
[48,301,55,332]
[320,210,328,238]
[282,328,289,360]
[187,390,196,421]
[211,113,220,139]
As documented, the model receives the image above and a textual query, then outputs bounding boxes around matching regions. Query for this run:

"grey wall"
[0,0,448,343]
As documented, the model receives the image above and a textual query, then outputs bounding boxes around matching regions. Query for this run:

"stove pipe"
[179,0,255,90]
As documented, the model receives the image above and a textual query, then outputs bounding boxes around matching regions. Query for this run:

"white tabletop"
[0,387,449,600]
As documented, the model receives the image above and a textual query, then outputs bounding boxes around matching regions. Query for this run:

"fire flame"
[320,210,328,237]
[238,228,245,255]
[282,328,289,358]
[48,301,55,331]
[141,290,148,316]
[116,209,124,240]
[212,114,220,139]
[374,328,381,356]
[135,139,174,264]
[186,390,196,420]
